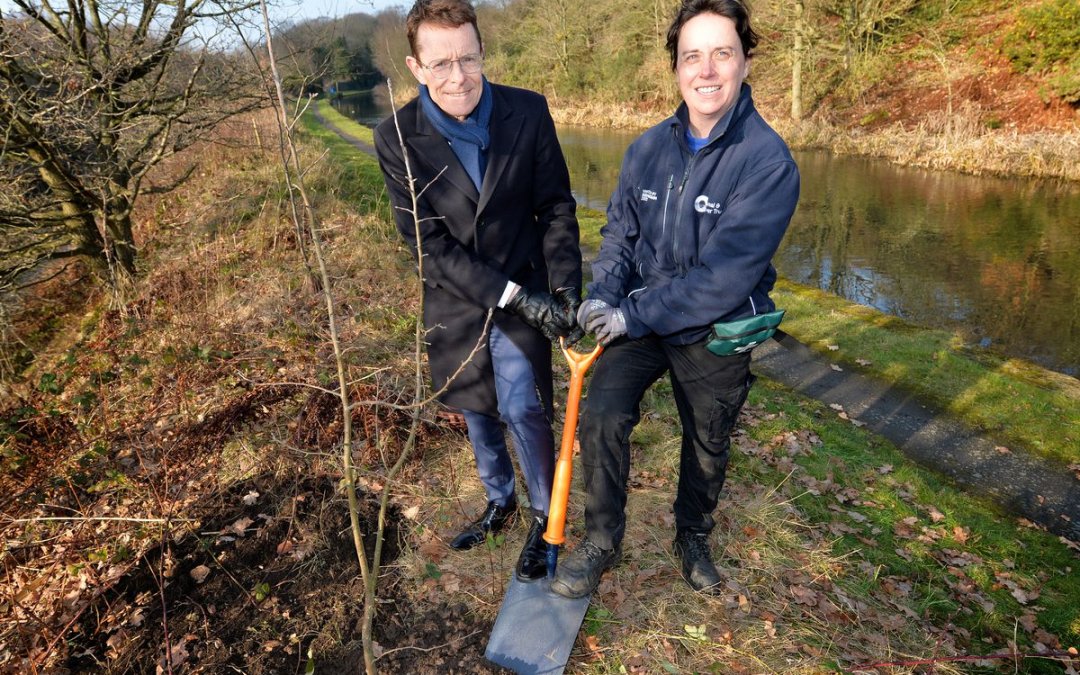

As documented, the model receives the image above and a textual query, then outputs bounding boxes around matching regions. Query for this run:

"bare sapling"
[256,4,491,672]
[256,3,377,672]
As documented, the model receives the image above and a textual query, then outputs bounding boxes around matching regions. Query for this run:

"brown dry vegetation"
[0,112,485,672]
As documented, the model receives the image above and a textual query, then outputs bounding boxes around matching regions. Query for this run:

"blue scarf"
[419,77,493,190]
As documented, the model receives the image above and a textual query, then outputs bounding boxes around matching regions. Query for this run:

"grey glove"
[576,298,610,328]
[581,302,627,346]
[506,287,575,342]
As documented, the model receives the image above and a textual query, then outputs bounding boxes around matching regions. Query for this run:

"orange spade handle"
[543,340,603,547]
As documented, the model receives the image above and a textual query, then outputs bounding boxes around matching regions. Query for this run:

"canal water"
[335,93,1080,377]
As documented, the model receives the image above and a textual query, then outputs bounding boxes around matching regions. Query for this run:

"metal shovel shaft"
[543,342,602,568]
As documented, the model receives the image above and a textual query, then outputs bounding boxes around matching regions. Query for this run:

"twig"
[374,629,484,660]
[850,651,1078,670]
[5,517,191,524]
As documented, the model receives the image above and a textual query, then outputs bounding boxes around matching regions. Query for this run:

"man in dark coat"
[374,0,583,582]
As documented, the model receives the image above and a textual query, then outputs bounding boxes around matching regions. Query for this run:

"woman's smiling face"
[675,12,750,138]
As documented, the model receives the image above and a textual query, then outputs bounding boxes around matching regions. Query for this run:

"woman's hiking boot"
[673,530,722,594]
[549,538,621,598]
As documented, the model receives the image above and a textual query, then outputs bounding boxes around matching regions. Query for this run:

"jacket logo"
[641,189,658,202]
[694,195,722,215]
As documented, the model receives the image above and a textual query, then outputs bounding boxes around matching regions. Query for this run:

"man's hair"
[664,0,760,71]
[406,0,482,57]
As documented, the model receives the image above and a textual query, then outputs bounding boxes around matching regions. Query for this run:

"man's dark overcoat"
[373,83,581,417]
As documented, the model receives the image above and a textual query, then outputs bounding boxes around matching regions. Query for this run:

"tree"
[0,0,264,293]
[820,0,917,71]
[792,0,804,121]
[369,8,409,91]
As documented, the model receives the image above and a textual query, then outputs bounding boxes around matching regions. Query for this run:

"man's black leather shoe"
[549,538,620,599]
[515,511,549,582]
[449,498,516,550]
[673,530,723,594]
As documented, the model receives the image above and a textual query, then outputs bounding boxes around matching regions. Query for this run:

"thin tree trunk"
[792,0,804,121]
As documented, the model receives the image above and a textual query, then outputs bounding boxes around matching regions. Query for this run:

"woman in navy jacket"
[374,0,582,582]
[551,0,800,599]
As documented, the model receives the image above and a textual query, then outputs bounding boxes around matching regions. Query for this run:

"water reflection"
[557,125,1080,376]
[783,151,1080,376]
[334,100,1080,377]
[329,88,393,127]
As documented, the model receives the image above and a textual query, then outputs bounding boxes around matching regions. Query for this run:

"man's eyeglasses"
[418,54,483,80]
[679,48,737,70]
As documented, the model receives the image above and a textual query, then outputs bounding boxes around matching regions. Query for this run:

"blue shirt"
[685,129,709,153]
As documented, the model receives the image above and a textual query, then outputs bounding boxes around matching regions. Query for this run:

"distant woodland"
[278,0,1079,125]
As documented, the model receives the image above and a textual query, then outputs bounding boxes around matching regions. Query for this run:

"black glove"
[506,287,575,342]
[555,287,585,345]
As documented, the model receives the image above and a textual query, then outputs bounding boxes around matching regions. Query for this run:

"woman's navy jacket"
[588,83,800,345]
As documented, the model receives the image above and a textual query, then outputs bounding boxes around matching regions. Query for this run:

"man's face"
[406,22,484,121]
[675,12,749,138]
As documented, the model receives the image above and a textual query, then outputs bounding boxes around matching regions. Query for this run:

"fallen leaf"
[189,565,211,584]
[107,629,129,658]
[1019,612,1039,633]
[830,364,843,371]
[847,510,868,523]
[230,517,254,535]
[585,634,602,656]
[402,505,420,520]
[439,573,461,593]
[129,609,145,628]
[157,634,196,673]
[242,490,260,505]
[790,585,819,606]
[420,538,447,564]
[684,624,707,641]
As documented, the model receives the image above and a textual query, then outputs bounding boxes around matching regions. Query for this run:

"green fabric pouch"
[705,309,785,356]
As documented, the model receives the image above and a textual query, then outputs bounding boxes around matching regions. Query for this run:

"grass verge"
[770,280,1080,467]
